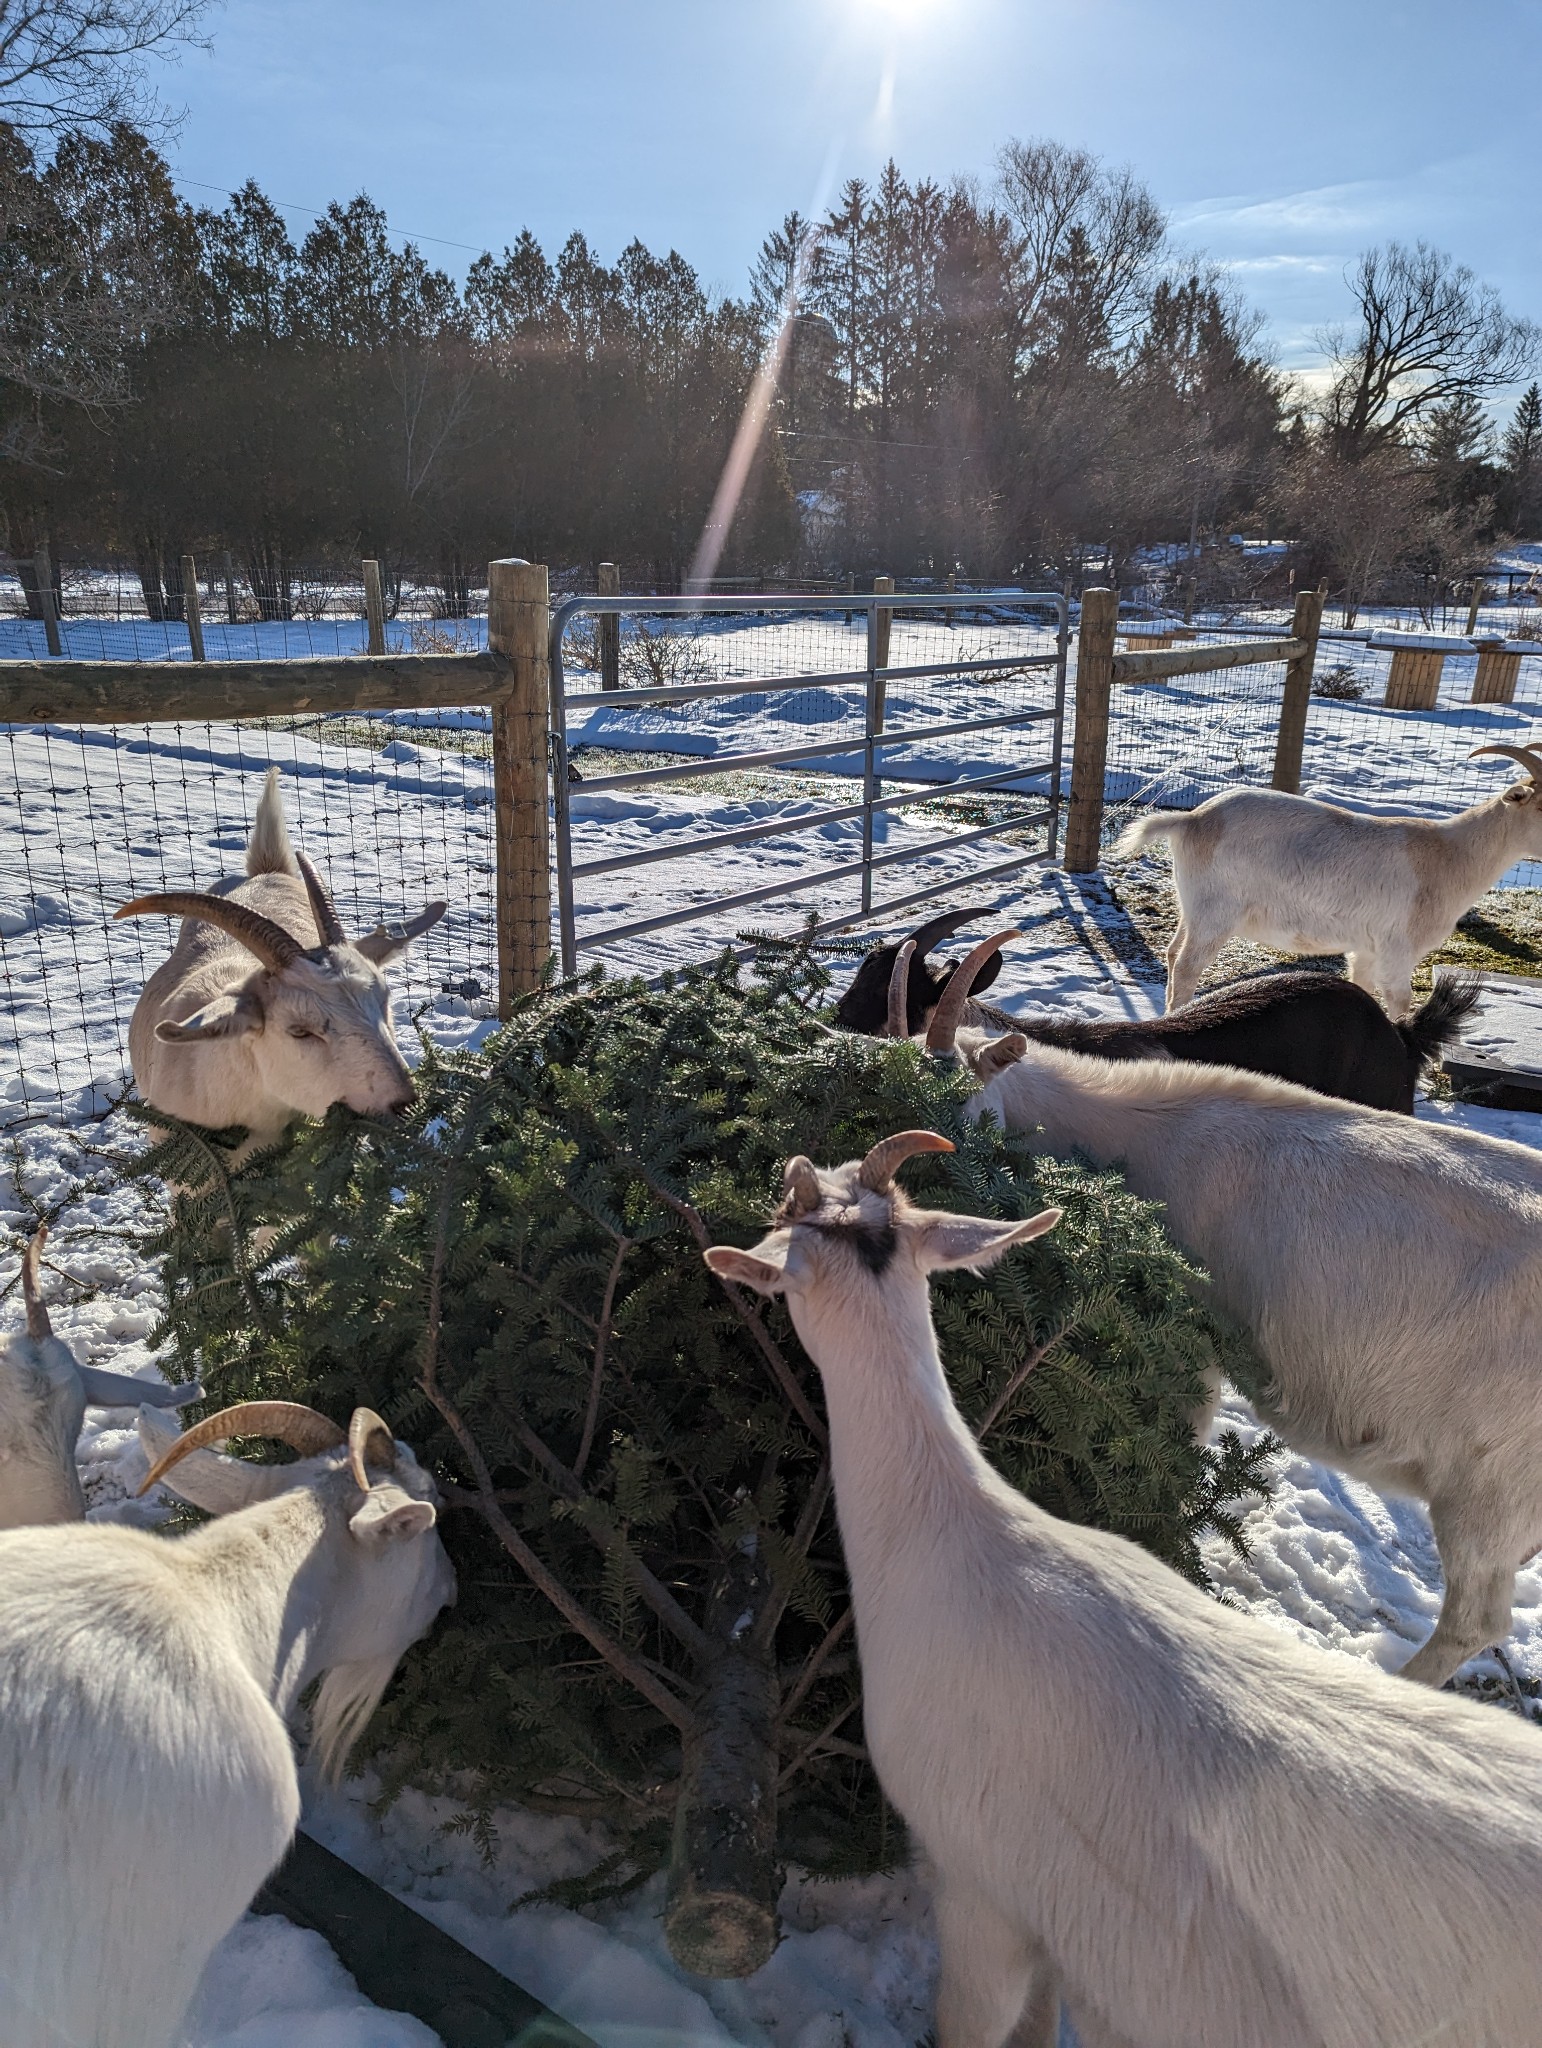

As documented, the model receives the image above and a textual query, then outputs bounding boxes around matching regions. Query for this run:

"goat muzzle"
[20,1225,51,1340]
[138,1401,348,1496]
[856,1129,955,1194]
[924,930,1021,1055]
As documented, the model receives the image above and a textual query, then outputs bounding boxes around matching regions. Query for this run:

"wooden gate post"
[181,555,206,662]
[598,561,620,691]
[1270,582,1326,794]
[362,559,386,656]
[1064,588,1118,872]
[488,559,552,1015]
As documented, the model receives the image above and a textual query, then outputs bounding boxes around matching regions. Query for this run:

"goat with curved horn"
[347,1407,397,1492]
[857,1129,955,1193]
[116,892,304,974]
[1469,742,1542,780]
[125,770,443,1156]
[295,850,347,947]
[925,930,1020,1055]
[139,1401,347,1497]
[886,940,917,1038]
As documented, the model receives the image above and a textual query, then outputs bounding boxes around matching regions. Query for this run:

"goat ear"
[354,902,448,966]
[913,1207,1061,1274]
[350,1487,437,1545]
[154,986,265,1043]
[704,1240,789,1296]
[974,1031,1029,1079]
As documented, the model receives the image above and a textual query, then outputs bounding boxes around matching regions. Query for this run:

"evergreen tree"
[132,945,1273,1959]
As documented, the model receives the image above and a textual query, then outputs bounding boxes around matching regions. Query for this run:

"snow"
[5,610,1542,2045]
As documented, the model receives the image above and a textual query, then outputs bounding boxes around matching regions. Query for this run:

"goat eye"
[288,1025,319,1040]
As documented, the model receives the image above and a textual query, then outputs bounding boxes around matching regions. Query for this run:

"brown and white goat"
[706,1134,1542,2048]
[1114,741,1542,1016]
[923,936,1542,1687]
[120,769,445,1159]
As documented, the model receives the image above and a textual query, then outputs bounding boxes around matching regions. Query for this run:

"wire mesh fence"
[551,594,1067,979]
[1095,624,1542,889]
[2,705,500,1130]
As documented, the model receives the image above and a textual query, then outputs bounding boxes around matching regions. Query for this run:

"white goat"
[0,1398,454,2048]
[917,936,1542,1687]
[1114,741,1542,1015]
[706,1132,1542,2048]
[121,769,446,1158]
[0,1229,199,1526]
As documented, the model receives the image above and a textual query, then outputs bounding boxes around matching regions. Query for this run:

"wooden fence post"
[33,546,61,657]
[223,549,238,624]
[598,561,620,691]
[1465,578,1484,639]
[873,573,894,726]
[181,554,206,662]
[1269,582,1326,794]
[1063,588,1118,872]
[488,559,552,1014]
[362,559,387,656]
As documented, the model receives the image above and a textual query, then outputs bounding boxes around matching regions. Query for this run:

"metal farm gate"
[547,590,1070,976]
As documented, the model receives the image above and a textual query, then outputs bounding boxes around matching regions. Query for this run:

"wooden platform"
[254,1830,594,2048]
[1436,967,1542,1110]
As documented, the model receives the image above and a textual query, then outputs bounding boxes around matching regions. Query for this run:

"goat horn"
[1469,743,1542,782]
[295,851,348,948]
[114,893,304,974]
[138,1401,347,1496]
[857,1129,955,1193]
[904,904,990,958]
[347,1407,396,1491]
[782,1155,822,1216]
[886,939,917,1038]
[20,1226,50,1340]
[924,930,1021,1055]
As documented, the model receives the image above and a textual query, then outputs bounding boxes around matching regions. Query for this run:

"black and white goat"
[838,907,1476,1114]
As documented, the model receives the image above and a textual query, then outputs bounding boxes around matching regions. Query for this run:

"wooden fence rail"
[0,558,549,1016]
[1064,584,1325,872]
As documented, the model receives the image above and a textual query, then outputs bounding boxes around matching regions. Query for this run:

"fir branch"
[976,1323,1071,1442]
[635,1160,828,1449]
[777,1695,864,1791]
[419,1135,698,1736]
[777,1606,854,1731]
[574,1229,630,1481]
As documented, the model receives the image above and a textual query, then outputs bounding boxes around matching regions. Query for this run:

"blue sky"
[159,0,1540,399]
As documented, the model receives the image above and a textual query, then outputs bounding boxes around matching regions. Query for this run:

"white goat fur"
[707,1152,1542,2048]
[127,770,441,1157]
[959,1029,1542,1686]
[0,1235,198,1528]
[0,1411,453,2048]
[1115,775,1542,1015]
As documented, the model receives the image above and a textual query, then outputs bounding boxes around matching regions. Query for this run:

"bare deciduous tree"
[995,137,1166,358]
[0,0,215,139]
[1321,241,1539,463]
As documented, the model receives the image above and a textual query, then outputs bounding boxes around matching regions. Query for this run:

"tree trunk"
[663,1533,781,1978]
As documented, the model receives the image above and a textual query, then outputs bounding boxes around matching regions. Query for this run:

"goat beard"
[307,1655,401,1783]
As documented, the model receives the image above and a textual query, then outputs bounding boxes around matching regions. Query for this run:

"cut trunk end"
[663,1536,781,1977]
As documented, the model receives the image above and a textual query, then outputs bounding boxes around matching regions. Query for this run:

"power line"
[171,173,488,259]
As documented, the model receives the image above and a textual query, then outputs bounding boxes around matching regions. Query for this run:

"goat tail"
[1111,810,1189,861]
[1399,974,1483,1067]
[246,767,299,877]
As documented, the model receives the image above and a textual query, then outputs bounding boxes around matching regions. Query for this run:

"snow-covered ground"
[5,612,1542,2044]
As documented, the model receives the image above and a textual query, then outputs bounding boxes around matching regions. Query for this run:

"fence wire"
[2,705,499,1130]
[556,598,1064,977]
[1095,624,1542,890]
